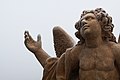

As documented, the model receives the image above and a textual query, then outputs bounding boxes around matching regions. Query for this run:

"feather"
[53,26,75,57]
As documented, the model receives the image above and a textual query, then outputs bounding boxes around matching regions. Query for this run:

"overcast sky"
[0,0,120,80]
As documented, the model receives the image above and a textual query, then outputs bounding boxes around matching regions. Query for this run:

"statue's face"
[80,13,102,38]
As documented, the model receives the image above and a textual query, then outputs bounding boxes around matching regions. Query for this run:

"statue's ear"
[118,34,120,43]
[53,26,75,57]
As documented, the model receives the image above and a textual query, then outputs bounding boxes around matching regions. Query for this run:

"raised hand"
[24,31,42,53]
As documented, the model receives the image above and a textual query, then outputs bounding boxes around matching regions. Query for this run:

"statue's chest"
[79,47,115,71]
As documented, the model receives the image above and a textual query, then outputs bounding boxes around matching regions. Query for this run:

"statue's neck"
[85,35,103,48]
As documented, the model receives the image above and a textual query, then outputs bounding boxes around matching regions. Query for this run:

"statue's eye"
[85,16,94,21]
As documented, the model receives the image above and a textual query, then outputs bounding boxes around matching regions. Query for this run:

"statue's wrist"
[33,48,43,54]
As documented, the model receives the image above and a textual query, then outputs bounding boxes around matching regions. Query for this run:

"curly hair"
[75,8,116,45]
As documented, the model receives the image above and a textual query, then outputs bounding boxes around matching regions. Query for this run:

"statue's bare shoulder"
[71,45,83,53]
[65,44,83,60]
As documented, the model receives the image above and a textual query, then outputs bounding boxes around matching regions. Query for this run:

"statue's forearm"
[33,48,50,67]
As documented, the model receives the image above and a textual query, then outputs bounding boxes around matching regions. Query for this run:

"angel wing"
[53,26,75,57]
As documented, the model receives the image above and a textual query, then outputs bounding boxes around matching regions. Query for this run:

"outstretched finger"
[24,31,29,45]
[24,31,29,39]
[24,31,33,41]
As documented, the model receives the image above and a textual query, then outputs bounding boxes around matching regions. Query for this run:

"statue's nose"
[81,20,87,27]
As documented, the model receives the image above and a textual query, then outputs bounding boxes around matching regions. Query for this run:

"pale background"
[0,0,120,80]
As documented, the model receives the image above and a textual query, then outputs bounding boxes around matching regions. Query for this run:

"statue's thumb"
[37,34,41,44]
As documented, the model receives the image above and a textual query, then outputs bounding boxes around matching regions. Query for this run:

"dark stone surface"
[24,8,120,80]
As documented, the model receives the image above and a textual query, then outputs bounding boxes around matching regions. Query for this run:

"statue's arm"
[33,48,50,67]
[24,31,50,67]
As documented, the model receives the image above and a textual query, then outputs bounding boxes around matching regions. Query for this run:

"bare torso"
[79,43,119,80]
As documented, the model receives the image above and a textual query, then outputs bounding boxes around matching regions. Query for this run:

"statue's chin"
[83,29,91,35]
[81,29,92,39]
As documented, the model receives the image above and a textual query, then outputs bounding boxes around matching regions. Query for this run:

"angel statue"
[24,8,120,80]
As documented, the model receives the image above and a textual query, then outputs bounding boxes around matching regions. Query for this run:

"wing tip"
[52,26,75,57]
[53,26,62,31]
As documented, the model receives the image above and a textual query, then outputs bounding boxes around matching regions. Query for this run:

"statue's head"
[75,8,116,44]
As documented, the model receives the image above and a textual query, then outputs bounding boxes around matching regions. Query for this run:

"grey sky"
[0,0,120,80]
